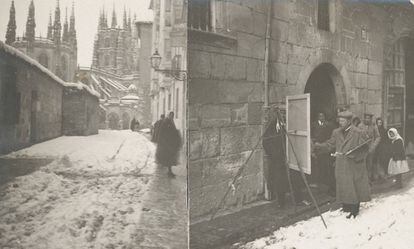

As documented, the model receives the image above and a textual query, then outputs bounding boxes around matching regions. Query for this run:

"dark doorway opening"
[304,63,338,195]
[304,63,337,124]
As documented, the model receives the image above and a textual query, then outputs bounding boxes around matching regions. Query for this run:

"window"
[38,53,49,68]
[0,65,20,125]
[163,97,166,114]
[175,88,179,119]
[164,38,172,60]
[165,0,171,12]
[168,93,171,111]
[61,56,68,81]
[105,38,111,47]
[104,55,110,67]
[188,0,212,31]
[385,40,405,129]
[317,0,330,31]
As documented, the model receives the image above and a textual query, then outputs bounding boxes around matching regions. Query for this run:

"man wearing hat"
[314,110,371,218]
[358,113,381,182]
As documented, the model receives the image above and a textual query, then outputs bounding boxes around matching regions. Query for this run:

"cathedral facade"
[5,0,78,82]
[82,7,152,129]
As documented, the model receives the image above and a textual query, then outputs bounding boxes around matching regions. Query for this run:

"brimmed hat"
[364,113,373,118]
[338,110,353,119]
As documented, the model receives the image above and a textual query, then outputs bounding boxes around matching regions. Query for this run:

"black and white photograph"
[0,0,187,248]
[2,0,414,248]
[188,0,414,248]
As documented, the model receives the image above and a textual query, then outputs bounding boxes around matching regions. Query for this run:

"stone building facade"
[0,42,98,154]
[150,0,187,136]
[6,0,78,82]
[188,0,414,221]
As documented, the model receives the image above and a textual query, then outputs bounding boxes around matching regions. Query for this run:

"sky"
[0,0,153,67]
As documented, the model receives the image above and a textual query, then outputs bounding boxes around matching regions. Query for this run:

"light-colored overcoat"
[318,125,371,204]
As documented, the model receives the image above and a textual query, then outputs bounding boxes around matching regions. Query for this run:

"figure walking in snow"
[315,110,371,219]
[151,114,165,143]
[155,112,181,177]
[387,128,409,189]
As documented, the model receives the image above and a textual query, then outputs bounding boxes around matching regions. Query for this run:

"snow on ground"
[0,130,156,249]
[242,178,414,249]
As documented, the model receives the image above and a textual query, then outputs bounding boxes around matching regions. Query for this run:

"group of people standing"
[263,107,410,219]
[151,112,182,177]
[313,110,410,218]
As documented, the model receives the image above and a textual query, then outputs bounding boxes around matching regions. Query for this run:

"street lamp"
[150,50,187,81]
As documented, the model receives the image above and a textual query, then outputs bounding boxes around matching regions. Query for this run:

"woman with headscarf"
[387,128,409,188]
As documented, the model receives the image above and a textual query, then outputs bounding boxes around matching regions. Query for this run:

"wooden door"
[286,94,311,174]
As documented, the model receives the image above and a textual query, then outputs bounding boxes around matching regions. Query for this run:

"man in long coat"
[315,110,371,218]
[311,112,335,195]
[358,113,381,182]
[155,112,181,177]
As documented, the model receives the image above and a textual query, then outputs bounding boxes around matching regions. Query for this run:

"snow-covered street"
[0,130,185,249]
[241,177,414,249]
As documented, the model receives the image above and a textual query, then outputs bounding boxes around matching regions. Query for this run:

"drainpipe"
[264,0,272,107]
[263,0,273,200]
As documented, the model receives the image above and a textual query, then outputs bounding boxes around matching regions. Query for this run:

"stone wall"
[0,48,63,154]
[188,0,414,221]
[62,87,99,136]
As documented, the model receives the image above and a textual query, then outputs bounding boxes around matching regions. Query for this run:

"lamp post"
[150,50,187,81]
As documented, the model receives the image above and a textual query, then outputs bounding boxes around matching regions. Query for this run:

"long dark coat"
[318,126,371,204]
[151,119,162,142]
[155,119,181,167]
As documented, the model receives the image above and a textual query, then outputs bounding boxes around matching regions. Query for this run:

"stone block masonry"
[189,0,414,221]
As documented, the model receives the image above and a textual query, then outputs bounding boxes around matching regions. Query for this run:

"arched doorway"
[304,63,339,123]
[304,63,343,190]
[122,113,130,130]
[108,112,119,130]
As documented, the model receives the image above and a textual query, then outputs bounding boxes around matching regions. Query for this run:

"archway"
[304,63,342,192]
[122,112,130,130]
[108,112,119,130]
[304,63,339,123]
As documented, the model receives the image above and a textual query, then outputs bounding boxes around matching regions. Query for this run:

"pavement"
[134,151,188,249]
[190,161,414,249]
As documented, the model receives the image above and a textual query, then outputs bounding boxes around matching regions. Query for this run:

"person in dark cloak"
[262,110,304,208]
[315,110,371,219]
[151,114,165,143]
[130,118,137,131]
[374,117,391,179]
[155,112,181,177]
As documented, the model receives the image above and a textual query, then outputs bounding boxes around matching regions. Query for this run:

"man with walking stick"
[314,110,371,218]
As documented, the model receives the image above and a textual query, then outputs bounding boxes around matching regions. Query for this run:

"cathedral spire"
[25,0,36,46]
[69,1,77,47]
[5,0,16,45]
[47,10,53,40]
[62,7,69,42]
[123,6,127,30]
[111,3,117,28]
[53,0,61,44]
[128,9,131,31]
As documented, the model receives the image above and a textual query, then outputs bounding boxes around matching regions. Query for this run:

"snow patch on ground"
[0,130,156,249]
[242,179,414,249]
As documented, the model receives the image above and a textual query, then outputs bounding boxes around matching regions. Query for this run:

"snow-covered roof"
[121,95,140,100]
[65,82,101,98]
[0,41,99,98]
